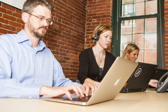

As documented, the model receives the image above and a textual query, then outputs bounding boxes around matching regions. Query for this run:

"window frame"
[111,0,164,68]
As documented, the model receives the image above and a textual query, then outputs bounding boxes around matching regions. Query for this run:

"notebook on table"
[120,62,157,93]
[44,57,138,106]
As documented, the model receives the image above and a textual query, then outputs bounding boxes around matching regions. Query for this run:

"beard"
[27,20,48,39]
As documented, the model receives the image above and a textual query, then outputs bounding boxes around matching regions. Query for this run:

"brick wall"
[47,0,87,80]
[165,0,168,69]
[0,0,87,81]
[85,0,113,51]
[0,3,24,34]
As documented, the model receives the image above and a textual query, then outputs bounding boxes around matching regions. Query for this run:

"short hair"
[122,43,140,59]
[92,24,112,41]
[22,0,53,13]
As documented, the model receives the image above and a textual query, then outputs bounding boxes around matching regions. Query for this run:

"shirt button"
[36,65,38,67]
[36,79,38,81]
[29,96,32,99]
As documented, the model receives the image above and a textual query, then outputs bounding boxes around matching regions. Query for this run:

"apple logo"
[114,77,121,86]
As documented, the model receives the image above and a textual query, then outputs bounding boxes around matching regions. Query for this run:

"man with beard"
[0,0,94,100]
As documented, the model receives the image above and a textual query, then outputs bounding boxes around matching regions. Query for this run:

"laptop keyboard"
[64,95,91,102]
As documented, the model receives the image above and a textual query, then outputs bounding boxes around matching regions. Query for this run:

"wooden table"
[0,89,168,112]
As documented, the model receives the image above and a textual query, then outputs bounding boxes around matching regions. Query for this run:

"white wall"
[1,0,26,9]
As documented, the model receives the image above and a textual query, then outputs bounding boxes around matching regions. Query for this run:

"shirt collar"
[16,29,29,43]
[16,30,46,49]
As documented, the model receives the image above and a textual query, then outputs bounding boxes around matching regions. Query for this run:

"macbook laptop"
[120,62,157,93]
[44,57,138,106]
[152,68,168,81]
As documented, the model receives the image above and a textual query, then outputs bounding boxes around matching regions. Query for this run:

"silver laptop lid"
[44,57,138,106]
[86,57,138,105]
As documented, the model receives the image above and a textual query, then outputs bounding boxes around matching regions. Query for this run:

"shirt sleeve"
[77,50,90,84]
[52,54,82,87]
[0,36,41,99]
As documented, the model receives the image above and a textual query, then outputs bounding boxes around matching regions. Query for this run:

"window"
[123,3,135,17]
[112,0,164,68]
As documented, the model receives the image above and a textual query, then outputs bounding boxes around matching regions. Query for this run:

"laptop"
[152,69,168,81]
[120,62,157,93]
[44,57,138,106]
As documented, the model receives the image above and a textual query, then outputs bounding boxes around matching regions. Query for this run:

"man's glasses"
[28,13,53,25]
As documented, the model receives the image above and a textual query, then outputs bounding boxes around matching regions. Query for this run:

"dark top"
[99,68,103,76]
[78,47,116,84]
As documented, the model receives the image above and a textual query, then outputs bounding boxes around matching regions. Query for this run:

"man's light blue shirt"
[0,30,81,99]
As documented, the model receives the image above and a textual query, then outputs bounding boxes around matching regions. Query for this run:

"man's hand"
[40,85,84,100]
[81,78,100,96]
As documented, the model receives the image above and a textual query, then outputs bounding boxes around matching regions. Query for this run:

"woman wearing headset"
[77,25,116,91]
[122,43,158,88]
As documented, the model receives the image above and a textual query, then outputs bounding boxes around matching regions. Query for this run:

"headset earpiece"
[94,25,102,41]
[94,35,98,40]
